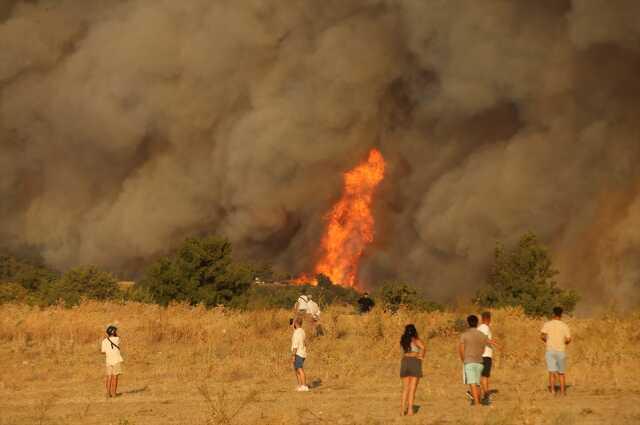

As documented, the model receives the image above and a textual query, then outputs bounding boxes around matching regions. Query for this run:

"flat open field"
[1,302,639,425]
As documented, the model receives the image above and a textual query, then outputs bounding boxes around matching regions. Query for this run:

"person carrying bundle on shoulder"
[305,295,324,336]
[294,294,309,319]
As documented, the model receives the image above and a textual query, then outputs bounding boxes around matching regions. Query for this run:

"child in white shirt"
[101,325,123,397]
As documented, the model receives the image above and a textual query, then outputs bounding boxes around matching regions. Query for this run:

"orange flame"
[298,149,385,288]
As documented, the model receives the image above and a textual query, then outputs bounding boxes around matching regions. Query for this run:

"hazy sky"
[1,0,639,308]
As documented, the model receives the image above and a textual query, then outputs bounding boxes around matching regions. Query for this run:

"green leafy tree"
[475,232,579,316]
[0,254,58,291]
[140,236,251,307]
[44,265,118,306]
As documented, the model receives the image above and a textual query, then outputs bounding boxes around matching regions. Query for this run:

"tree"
[140,236,252,307]
[474,232,579,316]
[44,265,118,306]
[0,254,58,291]
[316,273,333,289]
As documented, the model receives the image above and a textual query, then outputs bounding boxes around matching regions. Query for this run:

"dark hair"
[467,315,479,328]
[106,325,118,337]
[553,306,563,317]
[400,324,418,353]
[481,311,491,320]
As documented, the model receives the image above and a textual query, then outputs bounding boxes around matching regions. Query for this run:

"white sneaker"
[300,385,310,391]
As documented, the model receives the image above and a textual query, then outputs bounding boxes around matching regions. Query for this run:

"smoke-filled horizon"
[2,0,640,310]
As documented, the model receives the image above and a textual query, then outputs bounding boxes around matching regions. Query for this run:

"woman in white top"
[400,324,425,416]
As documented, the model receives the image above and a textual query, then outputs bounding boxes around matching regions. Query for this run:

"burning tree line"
[0,232,578,315]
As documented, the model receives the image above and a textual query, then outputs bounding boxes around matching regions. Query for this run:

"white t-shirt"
[101,337,124,365]
[541,319,571,352]
[291,328,307,358]
[296,295,309,311]
[306,300,320,319]
[477,324,493,358]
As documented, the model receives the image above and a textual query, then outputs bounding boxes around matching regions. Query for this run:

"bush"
[377,281,442,312]
[0,282,30,304]
[236,281,360,310]
[139,236,252,307]
[316,273,333,289]
[474,232,579,316]
[0,254,58,291]
[44,265,118,306]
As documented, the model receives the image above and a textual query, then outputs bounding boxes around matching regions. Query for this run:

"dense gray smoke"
[2,0,639,309]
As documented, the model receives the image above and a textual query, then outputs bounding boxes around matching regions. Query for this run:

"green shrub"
[43,265,118,306]
[236,281,360,310]
[377,281,442,312]
[474,232,579,316]
[139,236,252,307]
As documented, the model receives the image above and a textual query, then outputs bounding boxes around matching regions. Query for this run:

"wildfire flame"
[298,148,385,288]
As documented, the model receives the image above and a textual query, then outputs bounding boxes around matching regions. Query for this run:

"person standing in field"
[459,315,489,406]
[305,295,323,336]
[291,317,309,391]
[294,294,309,319]
[357,292,375,314]
[478,311,498,403]
[400,324,425,416]
[541,306,571,395]
[101,325,123,398]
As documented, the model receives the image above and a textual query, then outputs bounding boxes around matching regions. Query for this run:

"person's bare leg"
[481,376,489,396]
[559,373,566,395]
[105,375,111,397]
[470,384,480,405]
[401,377,410,415]
[113,375,119,396]
[548,372,556,394]
[407,377,419,415]
[298,368,306,387]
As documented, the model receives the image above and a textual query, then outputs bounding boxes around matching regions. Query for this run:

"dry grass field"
[0,302,639,425]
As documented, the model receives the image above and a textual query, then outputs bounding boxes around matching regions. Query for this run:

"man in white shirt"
[101,325,124,397]
[305,295,323,336]
[294,294,309,317]
[541,307,571,395]
[291,317,309,391]
[478,311,497,402]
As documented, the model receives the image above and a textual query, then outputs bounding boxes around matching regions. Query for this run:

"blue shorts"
[464,363,483,385]
[545,351,566,373]
[294,355,305,369]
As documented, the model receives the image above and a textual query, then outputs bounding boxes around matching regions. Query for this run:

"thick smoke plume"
[2,0,639,310]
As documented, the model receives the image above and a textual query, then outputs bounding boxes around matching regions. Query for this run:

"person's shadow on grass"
[122,385,149,395]
[309,378,322,389]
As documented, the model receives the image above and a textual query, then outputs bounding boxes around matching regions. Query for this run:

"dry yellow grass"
[0,302,639,425]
